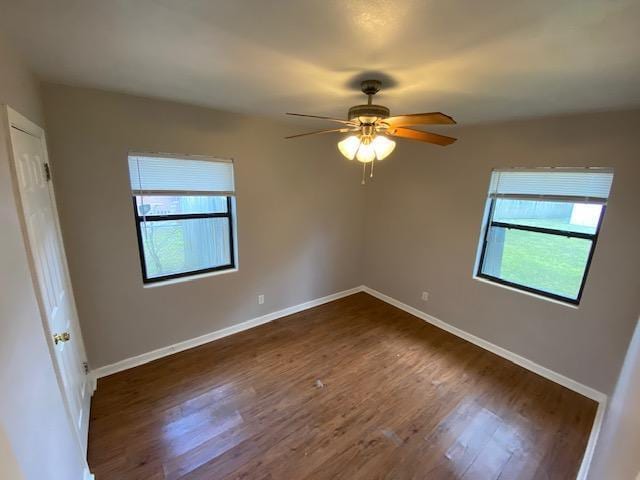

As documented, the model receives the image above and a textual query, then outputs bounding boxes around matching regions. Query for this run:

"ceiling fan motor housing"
[348,104,390,122]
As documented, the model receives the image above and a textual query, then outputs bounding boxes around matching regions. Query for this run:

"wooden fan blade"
[387,127,457,146]
[284,128,352,139]
[286,113,356,126]
[383,112,456,128]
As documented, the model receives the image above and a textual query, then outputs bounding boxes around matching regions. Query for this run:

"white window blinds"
[128,153,235,195]
[488,168,614,203]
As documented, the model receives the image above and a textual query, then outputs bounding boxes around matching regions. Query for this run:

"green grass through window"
[497,219,592,299]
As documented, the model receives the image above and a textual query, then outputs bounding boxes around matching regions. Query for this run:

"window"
[128,153,236,283]
[476,168,613,304]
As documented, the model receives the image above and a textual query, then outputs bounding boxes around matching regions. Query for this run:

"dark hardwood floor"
[88,292,597,479]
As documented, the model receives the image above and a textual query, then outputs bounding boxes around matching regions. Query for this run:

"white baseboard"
[576,397,607,480]
[94,284,607,402]
[361,286,607,403]
[92,286,364,379]
[362,285,607,479]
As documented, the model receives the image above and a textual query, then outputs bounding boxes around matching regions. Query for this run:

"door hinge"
[83,362,89,375]
[44,163,51,181]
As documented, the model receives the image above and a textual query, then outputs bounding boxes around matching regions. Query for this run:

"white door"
[5,107,91,453]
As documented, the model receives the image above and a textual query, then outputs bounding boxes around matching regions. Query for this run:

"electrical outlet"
[421,291,429,302]
[258,294,265,305]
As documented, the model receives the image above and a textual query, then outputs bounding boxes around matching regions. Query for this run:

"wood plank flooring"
[88,292,597,479]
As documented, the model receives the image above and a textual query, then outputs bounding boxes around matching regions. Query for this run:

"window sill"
[472,275,579,309]
[143,267,238,288]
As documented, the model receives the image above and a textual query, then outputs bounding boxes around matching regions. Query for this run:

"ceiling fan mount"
[348,80,390,121]
[360,79,382,96]
[285,78,457,183]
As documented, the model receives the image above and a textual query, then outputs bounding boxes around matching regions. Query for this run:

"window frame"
[132,195,236,284]
[476,197,606,305]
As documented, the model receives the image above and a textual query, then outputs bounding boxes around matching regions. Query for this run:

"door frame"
[2,105,94,477]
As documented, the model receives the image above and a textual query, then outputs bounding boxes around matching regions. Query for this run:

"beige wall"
[363,110,640,394]
[41,83,365,368]
[0,37,87,480]
[41,82,639,394]
[588,318,640,479]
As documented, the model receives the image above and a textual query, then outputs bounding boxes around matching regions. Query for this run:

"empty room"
[1,1,639,479]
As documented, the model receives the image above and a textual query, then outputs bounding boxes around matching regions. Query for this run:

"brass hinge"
[83,362,89,375]
[44,163,51,181]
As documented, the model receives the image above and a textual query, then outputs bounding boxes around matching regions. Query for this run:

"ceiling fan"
[285,79,457,183]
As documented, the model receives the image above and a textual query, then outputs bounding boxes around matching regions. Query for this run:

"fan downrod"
[348,79,389,121]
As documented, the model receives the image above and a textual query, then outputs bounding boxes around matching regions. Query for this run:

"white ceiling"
[1,0,639,124]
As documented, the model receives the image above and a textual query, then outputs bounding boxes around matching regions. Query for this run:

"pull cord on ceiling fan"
[285,79,458,183]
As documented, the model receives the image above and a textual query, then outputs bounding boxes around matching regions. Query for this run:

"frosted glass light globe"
[372,135,396,160]
[356,142,376,163]
[337,135,361,160]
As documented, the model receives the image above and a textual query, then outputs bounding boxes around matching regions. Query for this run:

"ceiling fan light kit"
[338,134,396,162]
[286,79,458,183]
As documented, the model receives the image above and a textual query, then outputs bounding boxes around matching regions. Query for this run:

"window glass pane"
[140,217,231,279]
[492,199,602,234]
[136,195,228,216]
[481,226,592,300]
